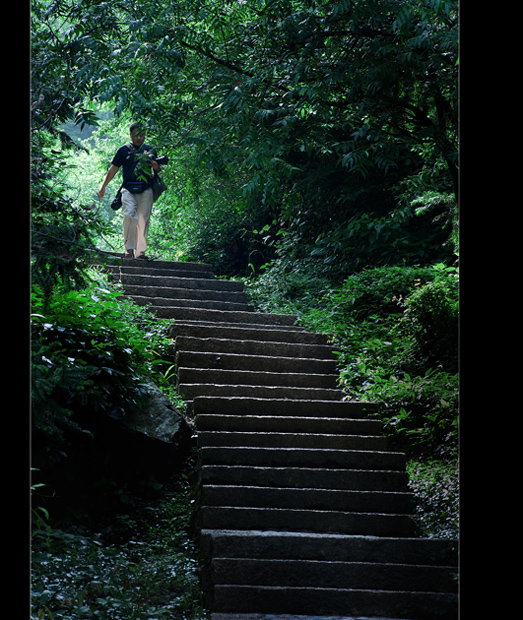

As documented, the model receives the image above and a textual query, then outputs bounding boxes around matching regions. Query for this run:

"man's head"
[130,122,146,147]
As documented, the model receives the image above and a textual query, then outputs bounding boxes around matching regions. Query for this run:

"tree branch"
[177,38,255,79]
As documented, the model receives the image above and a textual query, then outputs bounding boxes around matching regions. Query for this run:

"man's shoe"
[125,249,134,258]
[135,253,148,260]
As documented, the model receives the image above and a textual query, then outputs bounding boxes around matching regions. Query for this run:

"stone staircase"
[107,257,459,620]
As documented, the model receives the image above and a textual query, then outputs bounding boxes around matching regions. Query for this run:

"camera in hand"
[152,155,169,166]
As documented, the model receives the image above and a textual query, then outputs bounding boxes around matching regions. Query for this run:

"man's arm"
[98,164,120,199]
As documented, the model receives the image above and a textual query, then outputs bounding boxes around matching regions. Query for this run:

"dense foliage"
[32,0,458,277]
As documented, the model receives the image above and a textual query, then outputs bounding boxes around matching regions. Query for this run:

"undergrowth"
[407,459,459,539]
[31,458,206,620]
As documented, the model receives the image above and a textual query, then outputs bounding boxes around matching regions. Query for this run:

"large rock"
[95,378,194,483]
[122,379,188,444]
[32,379,194,527]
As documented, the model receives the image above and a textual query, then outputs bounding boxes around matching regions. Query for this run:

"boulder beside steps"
[105,257,458,620]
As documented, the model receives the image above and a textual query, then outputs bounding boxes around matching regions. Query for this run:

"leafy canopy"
[32,0,458,278]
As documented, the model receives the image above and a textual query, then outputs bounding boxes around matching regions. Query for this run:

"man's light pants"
[122,188,153,257]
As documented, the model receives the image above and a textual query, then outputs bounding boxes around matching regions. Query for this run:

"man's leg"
[122,189,139,256]
[134,188,154,258]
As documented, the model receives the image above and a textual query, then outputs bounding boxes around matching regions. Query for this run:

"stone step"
[200,530,458,567]
[178,383,342,402]
[179,368,339,389]
[197,431,388,451]
[175,336,337,359]
[211,557,457,593]
[117,257,214,272]
[195,414,384,435]
[193,397,377,419]
[200,446,406,471]
[199,506,415,537]
[119,285,251,304]
[209,584,457,619]
[99,256,214,273]
[166,322,331,344]
[210,615,410,620]
[151,306,299,325]
[115,272,245,291]
[127,295,254,312]
[200,465,409,492]
[165,319,306,333]
[210,614,413,620]
[106,264,216,279]
[200,485,413,514]
[175,351,338,375]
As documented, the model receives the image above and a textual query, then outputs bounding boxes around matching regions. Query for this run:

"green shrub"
[245,253,334,317]
[352,368,459,459]
[395,273,459,373]
[336,269,458,459]
[31,271,176,463]
[247,263,444,328]
[333,265,437,319]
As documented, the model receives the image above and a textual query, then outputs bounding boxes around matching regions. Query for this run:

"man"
[99,122,161,259]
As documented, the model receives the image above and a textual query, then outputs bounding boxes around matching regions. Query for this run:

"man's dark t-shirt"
[111,142,157,185]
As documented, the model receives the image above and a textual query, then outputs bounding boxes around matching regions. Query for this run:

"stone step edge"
[94,257,215,271]
[200,506,416,524]
[108,267,217,279]
[210,557,457,572]
[200,530,459,564]
[175,352,339,374]
[195,414,383,430]
[199,506,415,537]
[120,286,249,301]
[201,465,407,475]
[211,614,409,620]
[179,384,343,399]
[192,397,377,416]
[200,465,409,492]
[176,335,334,350]
[167,323,332,342]
[174,337,338,359]
[165,320,308,332]
[199,446,407,471]
[209,557,457,593]
[126,295,255,311]
[201,446,406,457]
[116,273,244,288]
[152,306,300,325]
[196,433,388,451]
[107,256,214,267]
[180,368,340,382]
[209,585,457,616]
[200,485,414,502]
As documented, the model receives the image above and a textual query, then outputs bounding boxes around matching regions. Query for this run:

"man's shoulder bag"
[110,183,124,211]
[151,171,167,202]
